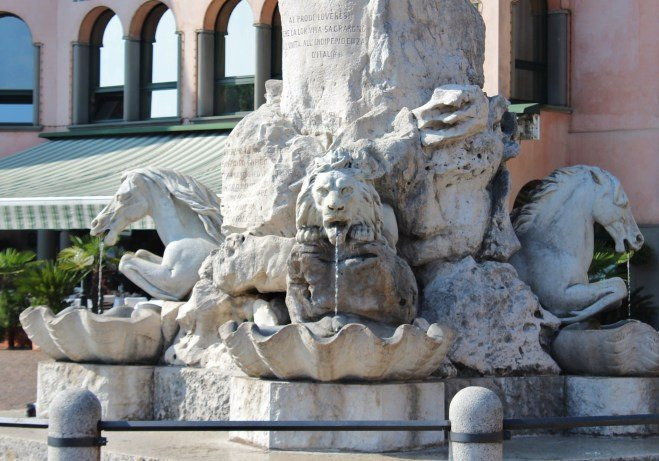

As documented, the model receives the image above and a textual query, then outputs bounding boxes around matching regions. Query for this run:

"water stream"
[97,241,105,311]
[334,235,340,318]
[626,257,632,318]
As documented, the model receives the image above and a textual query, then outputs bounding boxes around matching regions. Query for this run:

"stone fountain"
[21,0,657,452]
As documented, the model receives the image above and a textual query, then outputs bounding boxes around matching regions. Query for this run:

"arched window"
[0,14,36,125]
[511,0,547,103]
[271,6,282,80]
[141,7,179,119]
[90,12,124,122]
[215,0,256,115]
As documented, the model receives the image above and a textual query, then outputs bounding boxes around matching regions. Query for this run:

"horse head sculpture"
[589,168,644,253]
[91,171,152,246]
[91,168,224,301]
[510,165,643,325]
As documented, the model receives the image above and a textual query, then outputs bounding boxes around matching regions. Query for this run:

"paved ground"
[0,428,658,460]
[0,349,51,411]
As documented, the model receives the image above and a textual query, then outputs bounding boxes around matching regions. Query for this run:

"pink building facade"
[0,0,657,295]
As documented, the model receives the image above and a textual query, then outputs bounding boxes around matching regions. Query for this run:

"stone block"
[153,366,232,421]
[566,376,659,436]
[445,376,565,435]
[36,362,154,420]
[229,377,445,452]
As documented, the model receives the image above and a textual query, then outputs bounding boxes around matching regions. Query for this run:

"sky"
[0,0,257,122]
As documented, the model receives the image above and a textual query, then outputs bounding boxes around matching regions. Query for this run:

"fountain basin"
[552,319,659,376]
[20,305,164,364]
[219,320,453,382]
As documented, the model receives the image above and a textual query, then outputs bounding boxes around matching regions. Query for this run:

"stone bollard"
[449,386,503,461]
[48,389,105,461]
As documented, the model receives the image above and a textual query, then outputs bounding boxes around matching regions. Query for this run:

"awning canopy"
[0,132,227,230]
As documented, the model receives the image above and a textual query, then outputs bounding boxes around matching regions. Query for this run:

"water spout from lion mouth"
[325,221,348,246]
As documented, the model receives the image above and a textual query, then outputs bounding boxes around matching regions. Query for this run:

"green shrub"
[0,249,36,331]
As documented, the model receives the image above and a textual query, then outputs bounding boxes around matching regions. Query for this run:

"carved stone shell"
[220,321,453,382]
[552,320,659,377]
[20,306,163,365]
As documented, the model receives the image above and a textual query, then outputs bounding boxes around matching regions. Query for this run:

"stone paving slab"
[0,349,51,411]
[1,427,658,461]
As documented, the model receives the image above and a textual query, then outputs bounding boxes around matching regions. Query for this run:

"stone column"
[123,38,141,122]
[47,389,103,461]
[254,23,272,109]
[37,230,58,261]
[59,231,71,252]
[196,30,215,117]
[72,43,90,125]
[449,386,503,461]
[32,43,41,126]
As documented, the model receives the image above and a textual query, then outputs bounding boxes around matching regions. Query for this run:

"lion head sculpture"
[296,153,383,246]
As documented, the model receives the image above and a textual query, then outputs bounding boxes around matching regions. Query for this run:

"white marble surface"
[91,167,223,301]
[36,362,154,420]
[566,376,658,435]
[511,166,644,324]
[229,377,446,452]
[21,306,163,365]
[220,321,452,382]
[552,320,659,376]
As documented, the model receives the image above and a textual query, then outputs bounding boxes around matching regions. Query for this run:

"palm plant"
[0,249,36,348]
[16,261,82,313]
[588,226,656,325]
[57,235,122,313]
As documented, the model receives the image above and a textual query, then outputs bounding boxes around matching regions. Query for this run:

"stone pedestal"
[566,376,658,436]
[37,362,154,420]
[229,377,445,452]
[37,362,236,421]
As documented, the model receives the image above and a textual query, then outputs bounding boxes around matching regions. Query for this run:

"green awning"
[0,132,227,230]
[508,103,541,115]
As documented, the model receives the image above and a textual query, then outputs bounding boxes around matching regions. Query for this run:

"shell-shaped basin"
[219,321,453,382]
[20,305,163,365]
[552,319,659,377]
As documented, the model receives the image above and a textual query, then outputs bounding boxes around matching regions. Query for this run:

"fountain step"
[1,426,658,461]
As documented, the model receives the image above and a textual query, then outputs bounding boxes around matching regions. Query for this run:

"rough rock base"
[229,377,445,452]
[154,366,232,420]
[37,362,154,420]
[566,376,658,436]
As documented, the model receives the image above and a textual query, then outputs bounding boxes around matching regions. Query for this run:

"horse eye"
[318,187,328,196]
[341,187,353,195]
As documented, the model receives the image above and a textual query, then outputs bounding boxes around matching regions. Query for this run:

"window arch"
[90,11,124,122]
[214,0,256,115]
[271,5,282,80]
[0,14,36,125]
[511,0,547,103]
[73,7,124,125]
[140,6,179,119]
[197,0,282,118]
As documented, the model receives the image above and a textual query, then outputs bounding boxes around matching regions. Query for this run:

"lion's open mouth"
[324,220,349,246]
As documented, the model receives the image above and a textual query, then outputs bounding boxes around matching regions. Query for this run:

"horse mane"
[124,168,224,245]
[512,165,606,234]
